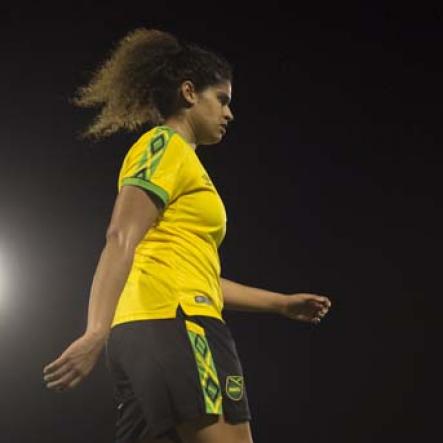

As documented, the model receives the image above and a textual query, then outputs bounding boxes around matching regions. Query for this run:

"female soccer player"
[43,28,332,443]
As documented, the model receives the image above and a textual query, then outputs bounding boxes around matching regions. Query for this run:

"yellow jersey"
[111,125,227,327]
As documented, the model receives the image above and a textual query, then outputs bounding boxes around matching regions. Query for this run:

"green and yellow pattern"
[185,320,223,415]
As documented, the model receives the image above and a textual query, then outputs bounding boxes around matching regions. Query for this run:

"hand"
[279,293,332,324]
[43,332,106,392]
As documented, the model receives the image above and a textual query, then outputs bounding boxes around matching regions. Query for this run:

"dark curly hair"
[72,28,233,140]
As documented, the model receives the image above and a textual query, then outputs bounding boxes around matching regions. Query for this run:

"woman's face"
[189,81,234,145]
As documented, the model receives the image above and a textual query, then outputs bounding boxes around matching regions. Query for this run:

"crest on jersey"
[226,375,244,401]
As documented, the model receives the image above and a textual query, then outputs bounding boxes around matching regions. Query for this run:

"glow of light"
[0,246,8,303]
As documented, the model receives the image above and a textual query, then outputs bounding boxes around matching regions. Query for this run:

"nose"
[225,106,234,123]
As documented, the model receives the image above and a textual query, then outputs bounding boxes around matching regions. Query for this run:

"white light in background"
[0,249,5,300]
[0,245,10,305]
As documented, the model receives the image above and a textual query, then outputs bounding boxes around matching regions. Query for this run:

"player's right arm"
[85,184,161,337]
[43,185,161,391]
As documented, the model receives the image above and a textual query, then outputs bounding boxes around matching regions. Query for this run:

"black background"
[0,3,437,442]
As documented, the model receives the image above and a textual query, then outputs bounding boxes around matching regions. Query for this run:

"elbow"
[105,229,138,256]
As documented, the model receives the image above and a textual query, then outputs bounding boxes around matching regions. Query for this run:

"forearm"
[85,236,135,341]
[221,277,286,313]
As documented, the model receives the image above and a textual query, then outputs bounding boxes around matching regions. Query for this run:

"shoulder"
[131,126,190,158]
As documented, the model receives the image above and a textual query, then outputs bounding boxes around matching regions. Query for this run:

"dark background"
[0,3,437,442]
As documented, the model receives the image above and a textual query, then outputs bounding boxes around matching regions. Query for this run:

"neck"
[163,116,197,150]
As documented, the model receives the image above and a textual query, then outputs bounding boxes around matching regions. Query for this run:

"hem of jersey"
[111,305,224,328]
[122,177,169,206]
[179,302,225,323]
[111,310,178,327]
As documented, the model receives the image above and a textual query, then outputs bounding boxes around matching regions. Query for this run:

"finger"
[317,300,330,310]
[317,297,331,307]
[323,298,332,307]
[321,306,331,316]
[67,376,83,390]
[302,304,323,318]
[312,302,327,312]
[44,363,73,382]
[43,356,68,375]
[311,295,331,306]
[292,314,309,322]
[308,298,326,309]
[54,375,83,392]
[46,369,78,390]
[301,314,320,324]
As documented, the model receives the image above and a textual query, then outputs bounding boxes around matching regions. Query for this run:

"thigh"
[176,413,253,443]
[106,317,221,442]
[106,320,186,442]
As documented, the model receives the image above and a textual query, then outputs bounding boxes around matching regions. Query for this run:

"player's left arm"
[220,277,332,324]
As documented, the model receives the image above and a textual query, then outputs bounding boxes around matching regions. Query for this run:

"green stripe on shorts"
[185,320,223,415]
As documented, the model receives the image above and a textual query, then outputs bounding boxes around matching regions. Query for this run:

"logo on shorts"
[226,376,244,401]
[195,295,213,305]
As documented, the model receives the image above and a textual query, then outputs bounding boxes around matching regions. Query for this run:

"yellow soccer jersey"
[111,125,227,327]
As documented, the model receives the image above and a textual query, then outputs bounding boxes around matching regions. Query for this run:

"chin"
[201,134,223,146]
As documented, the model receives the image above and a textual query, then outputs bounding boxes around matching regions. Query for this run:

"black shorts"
[105,305,252,442]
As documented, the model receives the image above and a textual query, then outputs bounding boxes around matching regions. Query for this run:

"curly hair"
[72,28,233,140]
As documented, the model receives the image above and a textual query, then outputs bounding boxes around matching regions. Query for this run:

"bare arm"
[43,185,161,390]
[85,185,161,340]
[221,277,286,313]
[221,277,332,323]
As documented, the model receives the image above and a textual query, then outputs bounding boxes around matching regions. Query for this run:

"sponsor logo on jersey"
[195,295,213,305]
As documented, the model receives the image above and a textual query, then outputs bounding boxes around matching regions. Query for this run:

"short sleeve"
[118,128,190,208]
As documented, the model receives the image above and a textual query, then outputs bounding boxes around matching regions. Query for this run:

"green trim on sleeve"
[122,178,169,206]
[157,125,176,138]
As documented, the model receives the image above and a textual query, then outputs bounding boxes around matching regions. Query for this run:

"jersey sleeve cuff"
[121,177,169,206]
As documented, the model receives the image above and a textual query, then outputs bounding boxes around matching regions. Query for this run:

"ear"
[180,80,198,106]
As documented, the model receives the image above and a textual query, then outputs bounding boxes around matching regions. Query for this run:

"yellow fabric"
[111,125,227,327]
[185,320,206,336]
